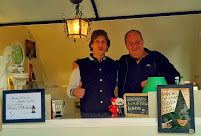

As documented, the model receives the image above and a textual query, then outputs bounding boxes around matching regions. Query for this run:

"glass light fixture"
[63,0,91,40]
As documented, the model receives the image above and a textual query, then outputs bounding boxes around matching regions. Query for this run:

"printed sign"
[124,93,149,117]
[161,89,179,115]
[161,88,190,115]
[157,85,195,133]
[3,89,45,123]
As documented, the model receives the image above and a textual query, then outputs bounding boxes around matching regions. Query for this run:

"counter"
[1,117,201,136]
[1,91,201,136]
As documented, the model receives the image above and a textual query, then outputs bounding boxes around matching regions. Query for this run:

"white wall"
[1,14,201,113]
[195,17,201,88]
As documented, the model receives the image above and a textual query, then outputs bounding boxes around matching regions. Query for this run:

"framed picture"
[25,39,37,59]
[124,93,149,117]
[157,85,195,133]
[3,89,45,123]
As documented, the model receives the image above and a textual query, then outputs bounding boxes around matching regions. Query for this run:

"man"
[118,30,180,98]
[67,30,117,113]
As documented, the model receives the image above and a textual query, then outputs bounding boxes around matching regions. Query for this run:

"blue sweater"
[117,48,180,98]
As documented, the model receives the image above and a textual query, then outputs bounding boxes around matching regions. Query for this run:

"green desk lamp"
[142,77,167,93]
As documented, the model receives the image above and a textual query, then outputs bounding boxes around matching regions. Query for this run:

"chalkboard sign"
[3,89,45,123]
[124,93,149,117]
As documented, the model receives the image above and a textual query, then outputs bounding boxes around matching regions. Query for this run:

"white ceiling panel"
[0,0,201,26]
[94,0,201,17]
[0,0,95,24]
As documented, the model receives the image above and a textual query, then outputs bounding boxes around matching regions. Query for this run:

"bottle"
[179,76,185,85]
[175,76,179,85]
[193,80,196,86]
[193,80,198,91]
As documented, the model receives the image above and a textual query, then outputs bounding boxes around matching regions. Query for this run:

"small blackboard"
[124,93,149,117]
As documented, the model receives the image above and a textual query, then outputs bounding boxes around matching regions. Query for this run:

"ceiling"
[1,0,201,27]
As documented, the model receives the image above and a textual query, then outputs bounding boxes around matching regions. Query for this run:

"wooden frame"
[25,39,37,59]
[3,89,45,123]
[124,93,149,117]
[157,85,195,133]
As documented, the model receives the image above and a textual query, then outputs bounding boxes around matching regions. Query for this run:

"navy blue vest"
[77,56,117,113]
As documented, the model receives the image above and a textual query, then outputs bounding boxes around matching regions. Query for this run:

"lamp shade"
[142,77,167,93]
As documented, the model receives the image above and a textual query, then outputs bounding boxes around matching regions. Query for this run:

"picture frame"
[157,85,195,133]
[124,93,149,117]
[25,39,37,59]
[3,89,45,123]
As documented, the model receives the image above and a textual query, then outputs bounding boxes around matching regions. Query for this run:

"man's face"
[91,35,108,56]
[125,32,144,58]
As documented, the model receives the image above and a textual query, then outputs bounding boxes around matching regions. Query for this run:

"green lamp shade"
[142,77,167,93]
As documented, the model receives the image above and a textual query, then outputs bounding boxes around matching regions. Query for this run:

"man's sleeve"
[154,52,180,84]
[67,67,81,98]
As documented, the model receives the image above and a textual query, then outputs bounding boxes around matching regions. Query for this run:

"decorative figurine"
[0,46,18,94]
[108,98,118,117]
[17,65,25,73]
[115,98,124,116]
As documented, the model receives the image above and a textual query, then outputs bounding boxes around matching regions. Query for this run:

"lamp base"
[70,0,83,4]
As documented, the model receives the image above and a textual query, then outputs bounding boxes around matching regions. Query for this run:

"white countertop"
[2,117,201,128]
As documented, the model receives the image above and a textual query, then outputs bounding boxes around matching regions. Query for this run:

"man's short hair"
[89,30,110,51]
[124,30,143,43]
